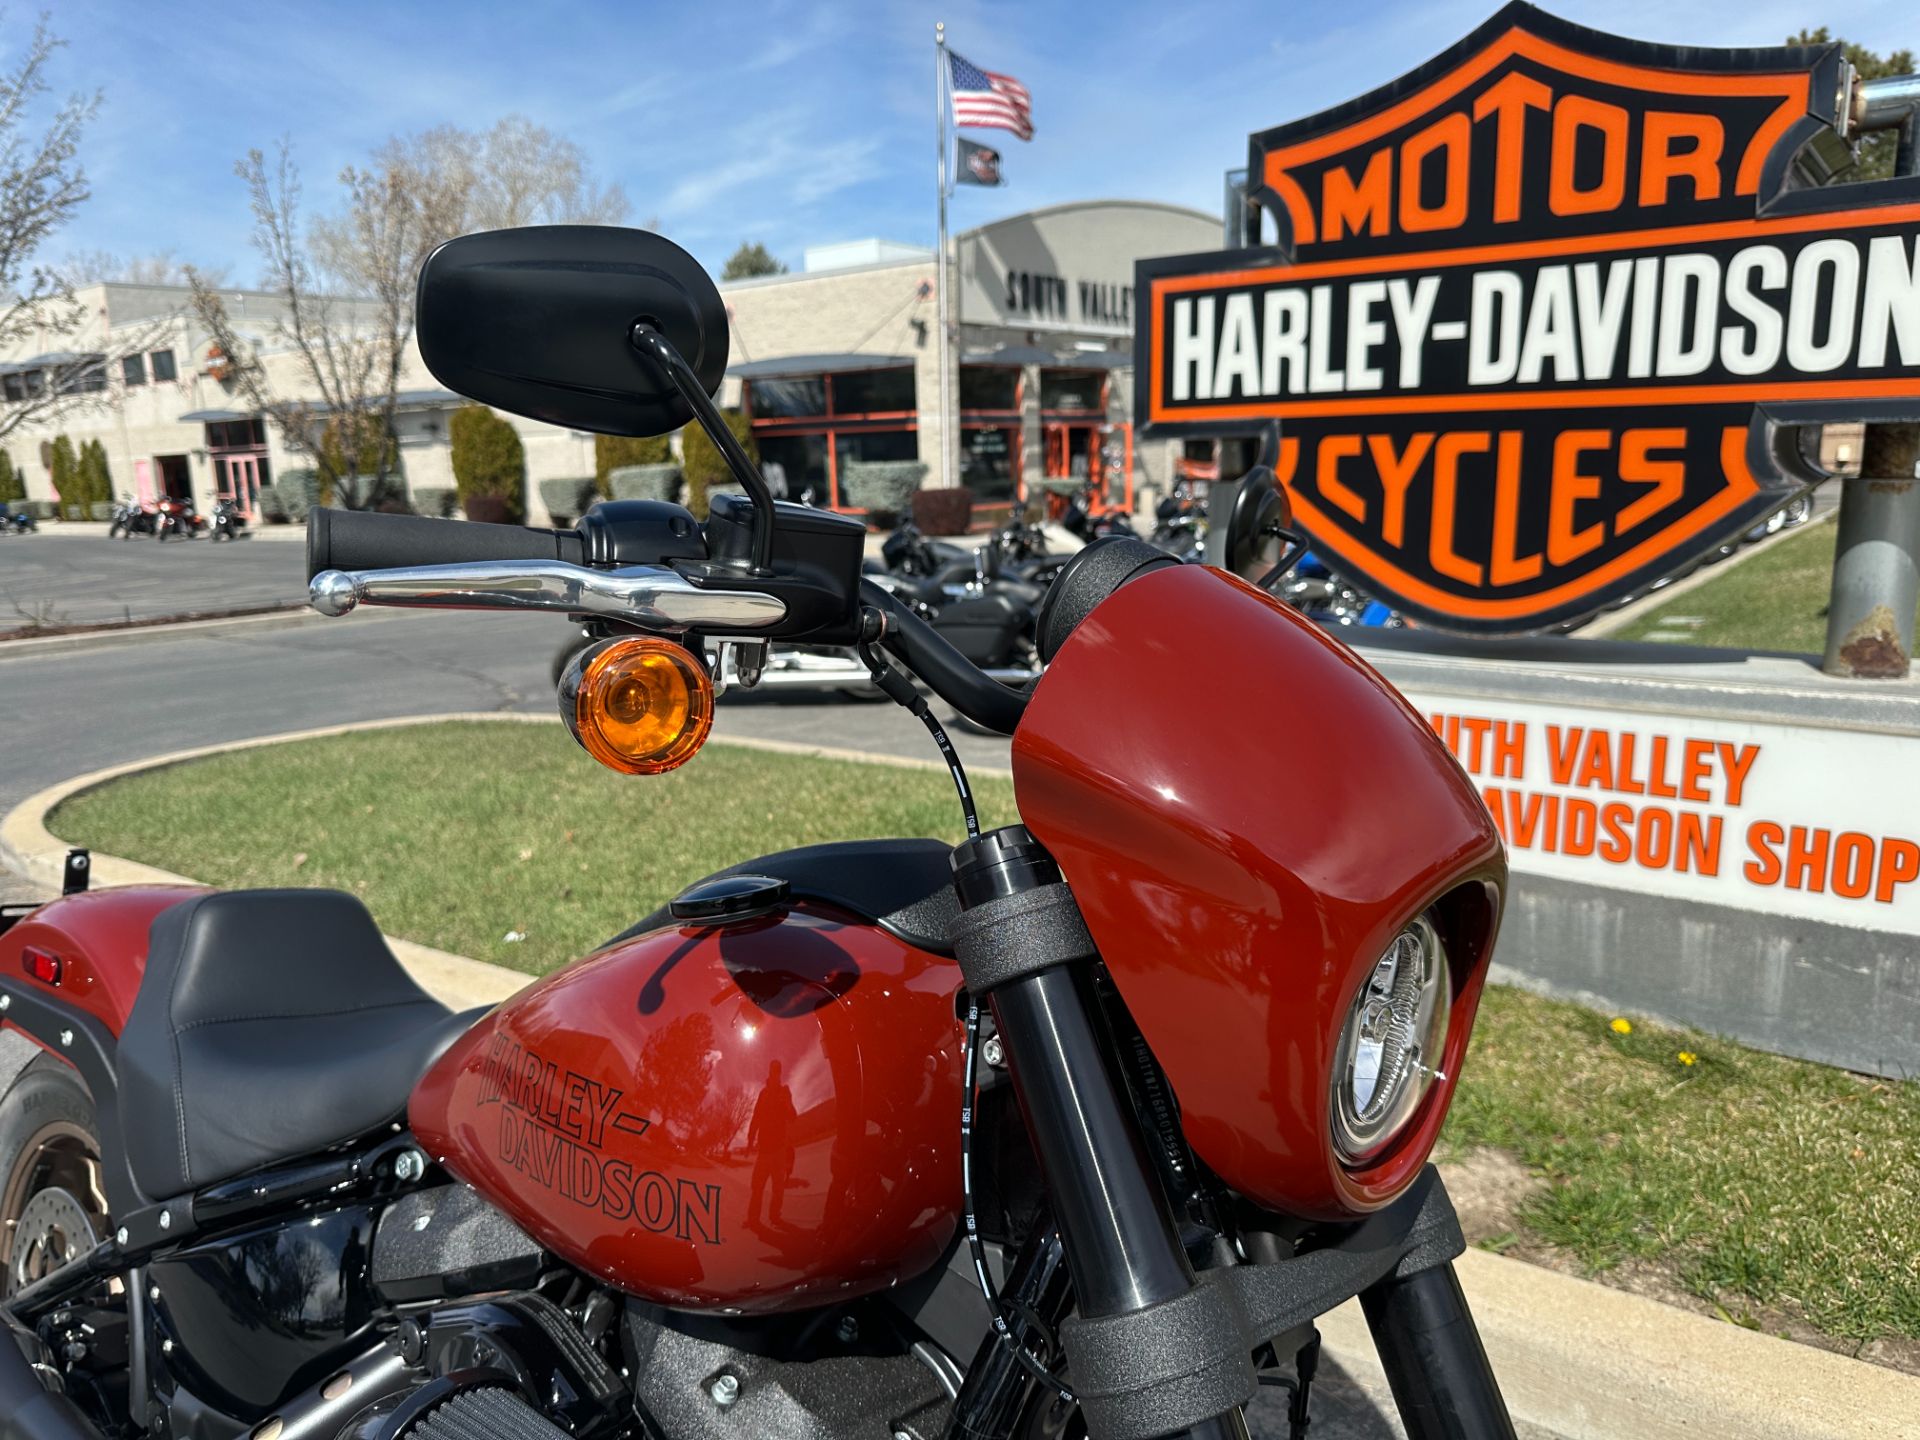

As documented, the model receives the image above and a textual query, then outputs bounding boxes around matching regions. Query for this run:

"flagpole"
[934,21,953,491]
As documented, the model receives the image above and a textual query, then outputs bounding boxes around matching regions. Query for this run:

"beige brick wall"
[0,283,594,524]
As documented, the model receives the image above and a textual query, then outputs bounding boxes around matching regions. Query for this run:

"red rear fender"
[0,886,207,1037]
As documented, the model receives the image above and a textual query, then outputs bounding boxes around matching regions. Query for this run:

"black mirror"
[1223,466,1300,589]
[415,226,728,439]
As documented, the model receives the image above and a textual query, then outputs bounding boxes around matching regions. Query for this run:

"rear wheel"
[0,1057,107,1298]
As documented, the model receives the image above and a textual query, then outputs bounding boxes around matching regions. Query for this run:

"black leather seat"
[611,839,959,955]
[119,890,481,1200]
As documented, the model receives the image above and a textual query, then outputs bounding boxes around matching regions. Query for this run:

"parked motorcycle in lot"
[1282,551,1405,629]
[208,498,248,542]
[154,495,205,541]
[552,507,1064,695]
[1145,478,1206,562]
[106,497,156,539]
[0,502,35,534]
[0,226,1515,1440]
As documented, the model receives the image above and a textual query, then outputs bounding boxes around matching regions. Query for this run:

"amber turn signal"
[560,637,713,775]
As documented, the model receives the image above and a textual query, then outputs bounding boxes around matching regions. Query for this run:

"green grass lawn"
[52,720,1016,974]
[1612,515,1904,653]
[49,720,1920,1350]
[1448,987,1920,1344]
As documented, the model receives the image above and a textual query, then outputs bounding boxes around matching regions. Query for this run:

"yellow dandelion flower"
[1609,1017,1632,1035]
[1677,1051,1697,1066]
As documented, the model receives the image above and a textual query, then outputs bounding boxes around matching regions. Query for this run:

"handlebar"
[308,508,585,576]
[302,510,1162,741]
[859,579,1031,735]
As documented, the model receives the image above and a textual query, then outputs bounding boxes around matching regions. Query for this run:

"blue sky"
[50,0,1914,282]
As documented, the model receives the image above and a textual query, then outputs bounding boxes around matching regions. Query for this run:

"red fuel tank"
[411,902,966,1314]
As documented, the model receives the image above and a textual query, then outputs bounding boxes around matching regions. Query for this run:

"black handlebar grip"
[1034,537,1179,664]
[307,508,586,581]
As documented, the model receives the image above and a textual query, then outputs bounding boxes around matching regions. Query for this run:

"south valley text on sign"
[1413,696,1920,931]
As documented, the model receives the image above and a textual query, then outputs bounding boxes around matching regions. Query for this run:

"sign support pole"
[1823,91,1920,679]
[934,22,954,492]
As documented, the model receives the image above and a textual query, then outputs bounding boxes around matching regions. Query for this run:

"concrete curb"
[2,719,1916,1437]
[0,606,323,661]
[1316,1248,1920,1439]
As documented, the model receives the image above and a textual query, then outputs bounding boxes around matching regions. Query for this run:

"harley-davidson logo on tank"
[1136,2,1920,632]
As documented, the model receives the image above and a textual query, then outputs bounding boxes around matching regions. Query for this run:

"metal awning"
[729,353,915,379]
[1073,350,1133,370]
[303,388,464,416]
[178,408,254,423]
[0,352,104,375]
[962,344,1058,367]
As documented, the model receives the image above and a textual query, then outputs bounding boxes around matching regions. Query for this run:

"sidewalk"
[27,520,304,541]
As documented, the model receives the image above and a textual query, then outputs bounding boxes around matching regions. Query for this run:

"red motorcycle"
[0,228,1512,1440]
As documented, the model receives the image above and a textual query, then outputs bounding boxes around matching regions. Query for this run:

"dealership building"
[0,199,1224,527]
[716,199,1223,516]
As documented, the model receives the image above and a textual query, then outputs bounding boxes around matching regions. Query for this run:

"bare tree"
[189,139,454,507]
[189,116,627,510]
[0,16,161,441]
[411,115,630,233]
[63,248,229,287]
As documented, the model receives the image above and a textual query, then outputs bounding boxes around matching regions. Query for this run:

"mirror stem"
[629,323,776,574]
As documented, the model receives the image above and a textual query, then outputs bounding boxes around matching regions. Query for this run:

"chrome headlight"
[1331,915,1452,1165]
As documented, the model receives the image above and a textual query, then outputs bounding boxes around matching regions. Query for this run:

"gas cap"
[669,874,791,925]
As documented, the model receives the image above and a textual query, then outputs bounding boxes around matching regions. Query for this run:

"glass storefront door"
[214,452,269,516]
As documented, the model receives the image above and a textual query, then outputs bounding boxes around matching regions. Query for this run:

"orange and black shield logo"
[1136,2,1920,632]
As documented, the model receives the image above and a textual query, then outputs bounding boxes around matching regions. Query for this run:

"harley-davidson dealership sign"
[1137,3,1920,631]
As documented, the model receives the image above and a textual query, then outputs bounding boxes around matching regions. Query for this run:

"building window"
[149,349,177,383]
[55,356,108,395]
[207,418,266,450]
[1039,368,1104,413]
[754,433,830,506]
[961,427,1019,502]
[748,376,825,418]
[833,430,918,470]
[743,366,920,511]
[832,367,915,415]
[1,373,23,403]
[122,354,147,387]
[959,366,1019,411]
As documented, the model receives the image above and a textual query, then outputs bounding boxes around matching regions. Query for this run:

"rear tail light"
[22,948,62,986]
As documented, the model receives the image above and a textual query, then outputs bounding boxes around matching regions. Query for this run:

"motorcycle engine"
[360,1383,573,1440]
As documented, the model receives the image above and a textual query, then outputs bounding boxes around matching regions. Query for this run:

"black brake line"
[855,632,978,838]
[963,994,1077,1406]
[856,614,1075,1402]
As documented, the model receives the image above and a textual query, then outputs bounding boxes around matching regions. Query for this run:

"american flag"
[948,52,1032,142]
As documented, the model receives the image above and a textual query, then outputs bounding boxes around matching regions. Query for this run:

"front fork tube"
[988,963,1249,1440]
[1362,1262,1516,1440]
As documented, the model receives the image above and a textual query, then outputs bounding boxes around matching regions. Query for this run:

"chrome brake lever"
[308,560,786,633]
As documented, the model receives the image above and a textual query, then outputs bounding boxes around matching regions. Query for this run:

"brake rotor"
[8,1185,98,1294]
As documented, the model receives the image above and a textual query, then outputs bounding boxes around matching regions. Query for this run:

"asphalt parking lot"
[0,531,308,629]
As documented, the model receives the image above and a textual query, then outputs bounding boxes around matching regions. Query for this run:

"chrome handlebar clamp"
[308,561,787,634]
